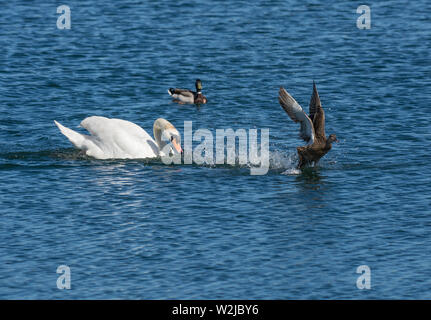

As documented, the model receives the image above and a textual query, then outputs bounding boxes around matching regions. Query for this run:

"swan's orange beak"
[172,139,183,154]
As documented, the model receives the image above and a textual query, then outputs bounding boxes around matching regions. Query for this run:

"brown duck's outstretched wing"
[309,82,326,140]
[278,87,315,145]
[309,81,321,121]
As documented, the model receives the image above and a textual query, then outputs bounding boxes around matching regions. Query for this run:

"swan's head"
[153,118,182,156]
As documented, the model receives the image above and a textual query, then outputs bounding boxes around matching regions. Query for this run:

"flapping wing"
[309,81,321,121]
[279,87,315,144]
[309,82,326,140]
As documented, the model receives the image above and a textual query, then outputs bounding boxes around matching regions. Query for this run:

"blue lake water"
[0,0,430,299]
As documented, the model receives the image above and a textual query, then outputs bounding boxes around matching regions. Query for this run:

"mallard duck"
[278,82,338,169]
[168,79,207,104]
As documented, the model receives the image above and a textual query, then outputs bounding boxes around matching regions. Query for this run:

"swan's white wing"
[278,87,315,145]
[80,116,159,159]
[54,120,106,158]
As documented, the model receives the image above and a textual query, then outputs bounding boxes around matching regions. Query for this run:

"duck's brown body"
[297,142,332,168]
[278,82,338,169]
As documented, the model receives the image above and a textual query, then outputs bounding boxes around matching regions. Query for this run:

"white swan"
[54,116,182,159]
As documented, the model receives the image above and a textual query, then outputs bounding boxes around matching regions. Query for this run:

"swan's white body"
[54,116,181,159]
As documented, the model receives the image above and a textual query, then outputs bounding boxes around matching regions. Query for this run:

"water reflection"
[296,167,324,187]
[294,167,328,209]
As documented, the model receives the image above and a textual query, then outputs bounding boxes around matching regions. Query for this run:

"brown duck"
[278,82,338,169]
[168,79,207,104]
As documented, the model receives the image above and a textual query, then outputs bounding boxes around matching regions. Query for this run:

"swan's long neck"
[153,127,166,155]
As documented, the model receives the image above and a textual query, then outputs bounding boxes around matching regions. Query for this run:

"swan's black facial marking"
[170,136,174,142]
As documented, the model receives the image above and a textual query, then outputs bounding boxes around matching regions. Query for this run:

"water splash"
[269,150,298,172]
[282,168,302,175]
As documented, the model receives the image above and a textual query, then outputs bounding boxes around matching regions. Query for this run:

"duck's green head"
[195,79,203,93]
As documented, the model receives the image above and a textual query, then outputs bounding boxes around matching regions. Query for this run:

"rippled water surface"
[1,0,430,299]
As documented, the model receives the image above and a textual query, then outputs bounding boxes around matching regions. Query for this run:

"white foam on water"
[268,150,299,173]
[281,168,301,175]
